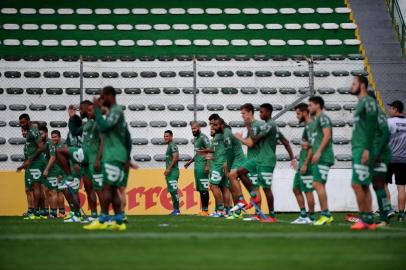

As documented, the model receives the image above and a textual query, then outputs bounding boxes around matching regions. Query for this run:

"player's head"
[80,100,92,118]
[101,86,116,108]
[294,103,309,123]
[240,103,254,122]
[87,103,95,119]
[71,114,82,128]
[209,113,220,129]
[212,118,223,134]
[39,125,48,141]
[51,130,61,144]
[190,121,201,136]
[19,113,30,130]
[164,130,173,143]
[308,96,324,116]
[352,75,368,96]
[259,103,273,121]
[388,100,404,117]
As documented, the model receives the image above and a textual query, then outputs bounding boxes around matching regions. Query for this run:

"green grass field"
[1,213,405,270]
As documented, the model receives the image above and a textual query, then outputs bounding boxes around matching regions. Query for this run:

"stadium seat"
[43,71,60,78]
[255,71,272,77]
[8,137,26,145]
[144,88,161,94]
[189,120,207,127]
[29,104,46,111]
[337,87,351,94]
[50,121,67,128]
[202,88,219,94]
[153,154,166,162]
[167,104,185,111]
[151,138,165,145]
[179,154,192,161]
[333,137,350,145]
[5,71,21,78]
[332,120,346,127]
[236,71,253,77]
[102,72,119,78]
[9,121,20,127]
[150,121,167,128]
[133,154,152,162]
[221,88,238,94]
[26,88,44,95]
[217,71,234,77]
[121,72,138,78]
[66,88,80,95]
[148,104,165,111]
[226,104,241,111]
[160,71,176,78]
[343,104,356,111]
[24,71,41,78]
[9,104,27,111]
[163,88,180,95]
[179,71,194,77]
[183,88,199,94]
[140,71,157,78]
[63,71,80,78]
[49,104,66,111]
[46,88,63,95]
[7,88,23,95]
[229,121,245,128]
[207,104,224,111]
[0,121,6,127]
[187,104,204,111]
[129,121,148,128]
[170,121,187,127]
[0,137,6,144]
[260,88,277,94]
[280,88,297,95]
[325,104,342,111]
[173,138,188,145]
[132,138,149,145]
[318,88,335,94]
[277,154,291,161]
[11,154,24,162]
[85,88,101,95]
[0,105,5,111]
[335,154,352,161]
[124,88,142,95]
[128,104,146,111]
[0,154,7,162]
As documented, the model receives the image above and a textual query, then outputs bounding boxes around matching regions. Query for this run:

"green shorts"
[103,161,126,187]
[165,169,179,193]
[24,160,45,190]
[254,166,275,188]
[44,177,59,190]
[352,150,373,186]
[88,163,103,190]
[194,167,209,192]
[241,158,257,174]
[372,162,388,178]
[209,164,229,188]
[230,157,246,171]
[80,164,92,179]
[312,162,332,184]
[119,166,129,187]
[69,147,89,164]
[293,169,314,192]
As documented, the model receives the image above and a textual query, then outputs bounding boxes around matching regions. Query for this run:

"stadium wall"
[0,169,399,215]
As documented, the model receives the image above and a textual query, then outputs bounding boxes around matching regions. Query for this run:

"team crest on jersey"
[354,164,370,181]
[29,169,42,180]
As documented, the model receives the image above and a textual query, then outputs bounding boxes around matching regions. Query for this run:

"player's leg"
[23,172,35,219]
[384,163,395,217]
[258,166,275,221]
[57,175,66,217]
[166,172,180,215]
[39,183,49,218]
[209,167,225,217]
[237,160,261,206]
[392,164,405,222]
[194,168,209,215]
[372,163,391,225]
[312,163,333,225]
[83,173,97,219]
[32,181,41,218]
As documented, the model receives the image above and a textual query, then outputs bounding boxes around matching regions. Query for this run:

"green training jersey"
[308,112,335,165]
[256,120,278,167]
[298,124,311,167]
[211,133,226,165]
[95,104,127,164]
[247,119,263,159]
[43,138,52,161]
[82,119,100,164]
[223,127,245,166]
[194,133,210,168]
[48,141,65,175]
[373,108,392,161]
[352,95,378,151]
[25,126,43,161]
[166,142,179,171]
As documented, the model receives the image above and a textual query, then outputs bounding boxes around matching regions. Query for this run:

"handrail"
[387,0,406,55]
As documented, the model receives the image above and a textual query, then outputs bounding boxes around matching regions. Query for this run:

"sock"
[399,211,405,218]
[269,211,276,218]
[300,208,307,218]
[170,191,179,210]
[91,210,98,218]
[50,208,57,217]
[321,210,331,218]
[28,208,34,215]
[59,208,65,214]
[200,191,209,211]
[99,213,109,223]
[216,204,224,212]
[249,191,257,198]
[309,212,315,221]
[366,212,374,224]
[114,212,124,225]
[34,208,40,216]
[237,195,244,202]
[42,208,49,216]
[69,203,75,212]
[375,188,389,222]
[360,212,367,223]
[74,209,81,217]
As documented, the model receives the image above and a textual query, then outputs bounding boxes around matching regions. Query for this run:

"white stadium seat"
[95,8,111,14]
[118,40,135,46]
[79,24,95,30]
[132,8,148,14]
[205,8,222,14]
[80,40,97,46]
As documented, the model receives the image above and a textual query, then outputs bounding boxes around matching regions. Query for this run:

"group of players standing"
[17,75,394,231]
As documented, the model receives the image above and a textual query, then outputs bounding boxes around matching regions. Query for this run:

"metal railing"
[387,0,406,55]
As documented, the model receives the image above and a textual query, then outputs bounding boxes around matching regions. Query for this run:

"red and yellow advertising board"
[0,169,260,216]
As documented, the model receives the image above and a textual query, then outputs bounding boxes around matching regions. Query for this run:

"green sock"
[399,211,405,218]
[216,204,224,211]
[375,188,389,222]
[34,208,40,216]
[59,208,65,214]
[366,212,374,224]
[91,210,98,218]
[50,208,57,217]
[42,208,49,216]
[170,191,179,210]
[28,208,34,215]
[309,212,315,221]
[225,206,231,213]
[321,210,331,218]
[69,203,75,212]
[360,212,367,223]
[269,211,276,218]
[74,210,81,217]
[300,208,307,218]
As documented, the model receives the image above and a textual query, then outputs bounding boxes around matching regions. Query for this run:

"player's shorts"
[80,163,92,180]
[209,164,229,188]
[312,162,332,184]
[241,158,257,173]
[386,163,406,185]
[69,147,89,165]
[194,167,209,192]
[44,176,59,190]
[103,161,126,187]
[293,169,314,192]
[230,157,246,171]
[165,169,179,193]
[252,166,275,188]
[118,167,129,188]
[88,163,103,190]
[24,160,45,190]
[352,150,373,186]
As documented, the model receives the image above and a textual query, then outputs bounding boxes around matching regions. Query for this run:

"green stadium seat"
[24,71,41,78]
[221,87,238,94]
[217,71,234,77]
[141,71,157,78]
[274,70,291,77]
[63,71,80,78]
[255,71,272,77]
[236,70,253,77]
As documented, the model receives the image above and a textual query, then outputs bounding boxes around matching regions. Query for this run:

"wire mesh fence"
[0,56,366,169]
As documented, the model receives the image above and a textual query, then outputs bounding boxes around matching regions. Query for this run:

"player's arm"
[165,151,179,176]
[94,106,120,133]
[377,119,391,156]
[43,145,56,177]
[20,137,45,171]
[234,132,255,148]
[67,105,83,136]
[184,156,194,169]
[280,135,297,169]
[301,144,313,175]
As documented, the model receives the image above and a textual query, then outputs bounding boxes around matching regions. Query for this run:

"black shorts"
[386,163,406,185]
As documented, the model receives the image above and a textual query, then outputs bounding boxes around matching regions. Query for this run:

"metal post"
[79,55,83,105]
[193,55,197,121]
[308,55,315,96]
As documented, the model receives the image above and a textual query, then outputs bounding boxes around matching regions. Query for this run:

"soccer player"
[184,121,211,216]
[234,103,264,217]
[67,101,99,219]
[38,125,51,218]
[307,96,335,225]
[370,94,392,227]
[350,76,379,230]
[17,114,45,219]
[21,128,34,217]
[163,130,181,215]
[42,130,65,218]
[291,103,315,224]
[84,86,129,230]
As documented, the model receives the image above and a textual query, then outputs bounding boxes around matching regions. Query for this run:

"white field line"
[1,231,406,240]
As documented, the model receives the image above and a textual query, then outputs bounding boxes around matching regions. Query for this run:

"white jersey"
[388,116,406,163]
